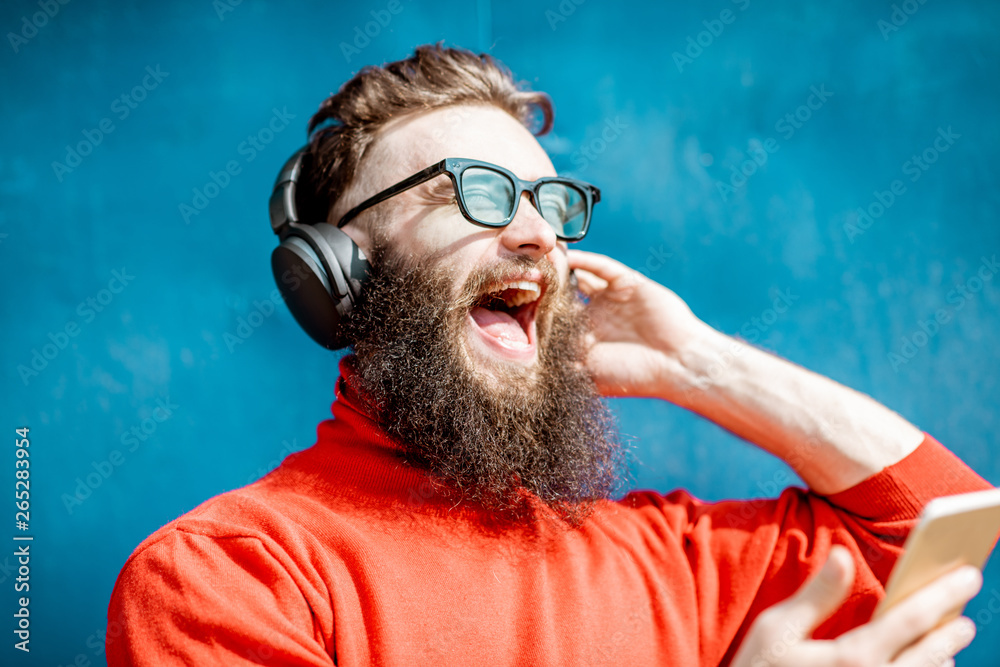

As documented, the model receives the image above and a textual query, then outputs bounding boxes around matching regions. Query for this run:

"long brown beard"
[341,240,627,525]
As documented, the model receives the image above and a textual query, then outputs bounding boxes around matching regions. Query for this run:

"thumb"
[773,545,856,642]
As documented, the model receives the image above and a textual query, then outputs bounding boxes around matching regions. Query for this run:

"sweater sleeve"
[106,528,335,666]
[625,432,992,667]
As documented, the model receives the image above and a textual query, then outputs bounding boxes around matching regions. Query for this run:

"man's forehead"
[367,104,556,184]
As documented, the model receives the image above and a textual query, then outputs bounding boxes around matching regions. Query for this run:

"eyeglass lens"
[459,167,587,239]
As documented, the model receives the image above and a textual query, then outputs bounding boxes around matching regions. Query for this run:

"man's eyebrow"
[424,176,455,197]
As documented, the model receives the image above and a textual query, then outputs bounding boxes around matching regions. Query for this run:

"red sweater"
[106,359,991,666]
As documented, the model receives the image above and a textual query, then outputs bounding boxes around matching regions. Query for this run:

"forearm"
[668,325,924,495]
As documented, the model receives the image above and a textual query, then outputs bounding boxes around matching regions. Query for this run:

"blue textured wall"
[2,0,998,664]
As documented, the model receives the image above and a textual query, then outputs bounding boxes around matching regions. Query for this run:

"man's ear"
[327,160,382,260]
[326,183,375,259]
[337,220,373,260]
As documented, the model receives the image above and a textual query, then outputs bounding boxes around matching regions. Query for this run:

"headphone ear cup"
[271,223,368,350]
[312,223,369,305]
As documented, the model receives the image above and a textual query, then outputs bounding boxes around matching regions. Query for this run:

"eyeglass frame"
[335,157,601,242]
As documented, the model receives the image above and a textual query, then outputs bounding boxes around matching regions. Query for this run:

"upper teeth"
[497,280,540,308]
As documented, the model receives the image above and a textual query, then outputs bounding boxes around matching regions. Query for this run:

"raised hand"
[567,249,709,400]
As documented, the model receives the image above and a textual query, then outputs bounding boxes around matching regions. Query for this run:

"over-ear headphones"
[268,146,369,350]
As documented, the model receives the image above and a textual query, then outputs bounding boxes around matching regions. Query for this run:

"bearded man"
[107,44,991,666]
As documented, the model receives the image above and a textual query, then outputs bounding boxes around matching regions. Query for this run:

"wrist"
[657,323,738,409]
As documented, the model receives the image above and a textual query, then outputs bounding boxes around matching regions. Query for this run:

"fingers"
[864,565,982,663]
[567,250,642,289]
[765,546,856,643]
[890,615,976,667]
[573,268,608,296]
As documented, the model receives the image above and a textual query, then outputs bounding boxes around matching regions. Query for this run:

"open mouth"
[466,277,543,362]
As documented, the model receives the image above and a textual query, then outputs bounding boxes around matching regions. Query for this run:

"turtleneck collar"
[287,354,593,530]
[327,354,407,456]
[267,354,423,501]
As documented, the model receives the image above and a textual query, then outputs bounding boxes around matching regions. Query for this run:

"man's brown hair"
[304,42,554,222]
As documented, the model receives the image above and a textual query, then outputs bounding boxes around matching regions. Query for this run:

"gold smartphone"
[872,487,1000,620]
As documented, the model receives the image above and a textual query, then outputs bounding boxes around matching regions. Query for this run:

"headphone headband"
[269,148,308,235]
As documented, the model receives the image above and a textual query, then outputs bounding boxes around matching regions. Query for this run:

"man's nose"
[498,192,557,259]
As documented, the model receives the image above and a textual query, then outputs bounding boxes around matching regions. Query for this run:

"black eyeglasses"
[336,158,600,242]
